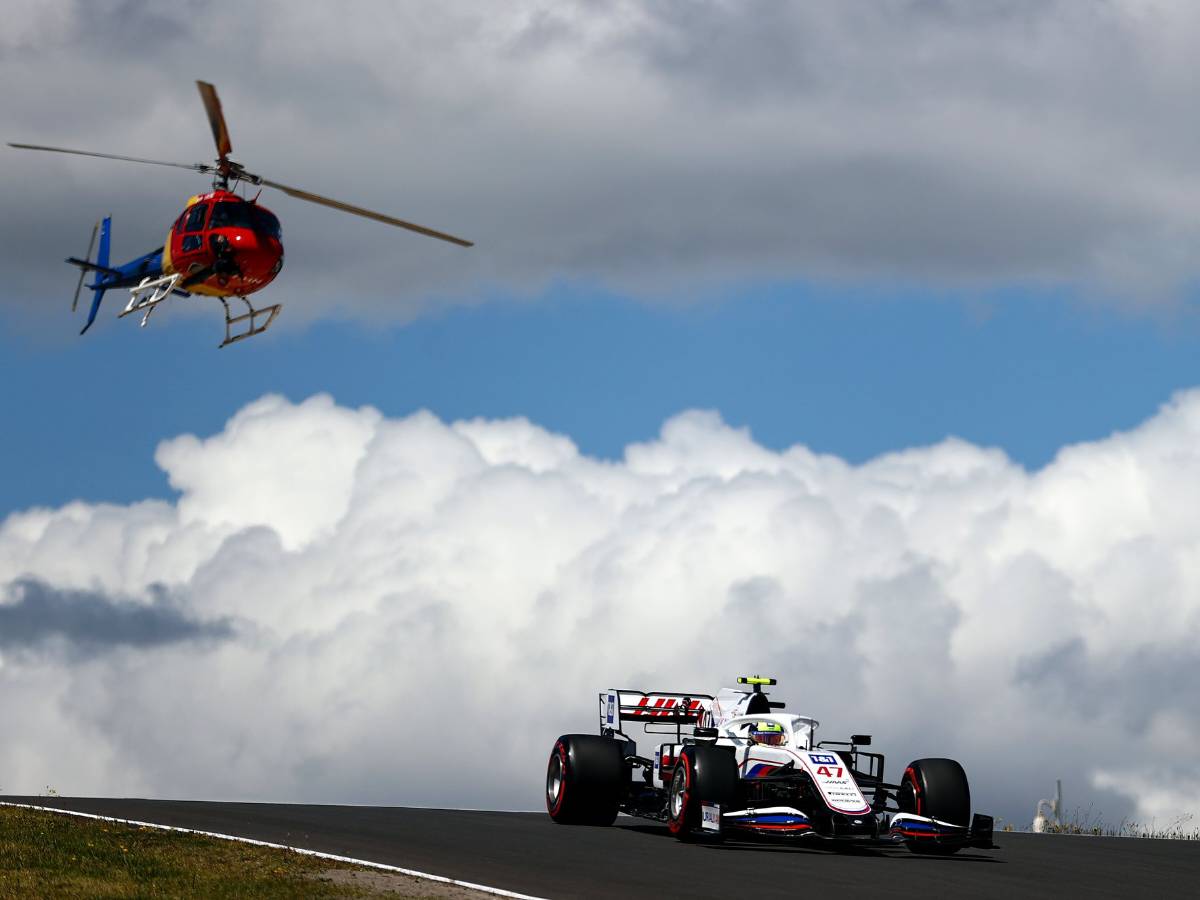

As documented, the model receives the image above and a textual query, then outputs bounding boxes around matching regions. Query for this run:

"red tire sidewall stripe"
[549,741,568,817]
[667,756,691,835]
[903,765,923,817]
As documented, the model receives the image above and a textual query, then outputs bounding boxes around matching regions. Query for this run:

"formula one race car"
[545,676,994,854]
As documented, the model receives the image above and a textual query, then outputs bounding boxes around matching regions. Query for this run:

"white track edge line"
[0,801,547,900]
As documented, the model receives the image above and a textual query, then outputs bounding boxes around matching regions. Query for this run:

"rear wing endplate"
[599,689,715,735]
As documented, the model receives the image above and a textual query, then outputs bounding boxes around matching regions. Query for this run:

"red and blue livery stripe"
[745,763,780,778]
[727,812,812,833]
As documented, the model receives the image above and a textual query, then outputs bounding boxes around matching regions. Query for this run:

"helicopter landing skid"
[121,274,280,347]
[219,295,281,348]
[121,273,185,327]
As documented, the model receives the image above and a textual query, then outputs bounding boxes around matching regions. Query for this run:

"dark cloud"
[3,0,1200,331]
[0,577,234,658]
[1016,636,1200,732]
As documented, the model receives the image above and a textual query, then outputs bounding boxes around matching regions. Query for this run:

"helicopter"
[8,81,472,347]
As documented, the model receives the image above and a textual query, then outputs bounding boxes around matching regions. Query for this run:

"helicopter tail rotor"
[65,216,113,335]
[70,220,99,312]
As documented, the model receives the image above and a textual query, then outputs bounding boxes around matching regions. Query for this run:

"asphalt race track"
[4,796,1196,898]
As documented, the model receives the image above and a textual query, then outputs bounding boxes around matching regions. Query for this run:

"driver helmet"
[751,721,786,746]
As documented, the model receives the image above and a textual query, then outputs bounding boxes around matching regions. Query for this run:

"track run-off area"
[3,796,1196,898]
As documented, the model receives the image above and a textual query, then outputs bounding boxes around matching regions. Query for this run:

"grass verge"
[997,808,1199,839]
[0,804,459,898]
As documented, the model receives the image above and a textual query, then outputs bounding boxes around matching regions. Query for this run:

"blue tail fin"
[80,217,112,335]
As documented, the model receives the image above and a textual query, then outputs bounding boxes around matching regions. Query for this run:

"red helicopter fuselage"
[162,190,284,297]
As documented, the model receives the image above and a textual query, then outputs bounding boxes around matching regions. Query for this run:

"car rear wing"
[599,690,715,738]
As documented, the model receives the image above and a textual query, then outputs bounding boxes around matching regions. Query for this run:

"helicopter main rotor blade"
[72,220,100,313]
[7,142,212,174]
[196,81,232,161]
[261,178,474,247]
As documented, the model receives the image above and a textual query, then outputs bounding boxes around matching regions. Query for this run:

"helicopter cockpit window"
[251,206,281,240]
[183,203,209,233]
[209,201,254,230]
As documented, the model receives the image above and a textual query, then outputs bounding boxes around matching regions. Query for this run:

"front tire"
[898,757,971,855]
[667,745,738,841]
[546,735,624,825]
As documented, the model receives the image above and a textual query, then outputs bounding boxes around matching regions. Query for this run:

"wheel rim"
[669,766,687,819]
[547,748,565,809]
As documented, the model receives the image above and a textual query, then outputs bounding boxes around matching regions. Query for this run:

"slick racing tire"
[546,734,624,825]
[667,745,738,841]
[898,757,971,855]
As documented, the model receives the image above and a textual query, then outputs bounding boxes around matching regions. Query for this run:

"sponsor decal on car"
[804,751,871,815]
[701,803,721,832]
[627,696,706,718]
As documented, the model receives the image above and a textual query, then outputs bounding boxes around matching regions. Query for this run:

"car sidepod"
[725,745,876,840]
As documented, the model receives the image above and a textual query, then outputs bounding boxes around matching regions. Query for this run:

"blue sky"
[3,279,1197,516]
[5,2,1200,525]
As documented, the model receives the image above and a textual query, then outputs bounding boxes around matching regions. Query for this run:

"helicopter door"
[172,202,210,273]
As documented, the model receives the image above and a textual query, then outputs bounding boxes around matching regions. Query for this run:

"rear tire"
[667,745,738,841]
[898,757,970,855]
[546,735,624,825]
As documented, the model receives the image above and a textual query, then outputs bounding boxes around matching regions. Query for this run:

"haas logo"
[632,697,703,717]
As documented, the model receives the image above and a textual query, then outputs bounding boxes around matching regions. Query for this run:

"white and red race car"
[546,676,994,853]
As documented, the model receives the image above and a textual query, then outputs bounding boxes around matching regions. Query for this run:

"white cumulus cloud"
[2,391,1199,827]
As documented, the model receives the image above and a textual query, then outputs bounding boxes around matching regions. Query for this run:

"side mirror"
[851,734,872,746]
